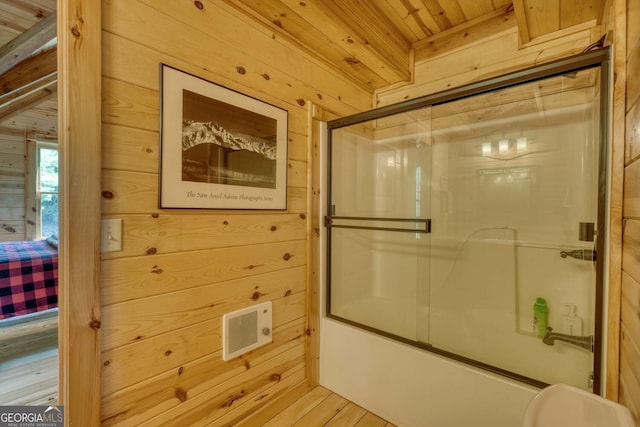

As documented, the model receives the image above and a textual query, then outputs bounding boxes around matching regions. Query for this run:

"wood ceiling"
[227,0,605,90]
[0,0,604,138]
[0,0,57,139]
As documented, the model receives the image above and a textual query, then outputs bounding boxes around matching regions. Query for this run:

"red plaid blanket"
[0,240,58,319]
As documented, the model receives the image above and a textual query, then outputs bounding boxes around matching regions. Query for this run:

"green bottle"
[533,297,549,338]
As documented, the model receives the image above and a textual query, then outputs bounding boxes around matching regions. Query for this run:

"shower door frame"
[325,48,610,392]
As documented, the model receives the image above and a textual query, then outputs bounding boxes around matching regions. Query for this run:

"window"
[37,142,59,239]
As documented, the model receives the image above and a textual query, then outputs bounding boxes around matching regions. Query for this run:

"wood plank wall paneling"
[97,0,636,424]
[23,139,36,241]
[627,101,640,162]
[100,0,372,424]
[377,22,593,107]
[0,131,25,241]
[620,0,640,422]
[606,0,626,400]
[57,0,102,424]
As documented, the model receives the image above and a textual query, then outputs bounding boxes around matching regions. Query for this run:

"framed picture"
[159,64,288,209]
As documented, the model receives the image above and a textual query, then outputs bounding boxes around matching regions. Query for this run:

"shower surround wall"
[320,57,605,425]
[427,118,597,387]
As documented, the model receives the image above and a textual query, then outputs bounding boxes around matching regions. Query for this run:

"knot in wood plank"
[175,388,188,403]
[222,390,245,408]
[270,373,282,382]
[89,319,101,330]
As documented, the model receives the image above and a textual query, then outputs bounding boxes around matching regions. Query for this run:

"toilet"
[522,384,634,427]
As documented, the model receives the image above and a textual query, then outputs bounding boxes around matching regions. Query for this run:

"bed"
[0,238,58,320]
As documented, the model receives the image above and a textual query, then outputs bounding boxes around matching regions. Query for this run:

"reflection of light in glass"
[482,142,492,156]
[517,137,527,153]
[387,156,395,167]
[498,139,509,154]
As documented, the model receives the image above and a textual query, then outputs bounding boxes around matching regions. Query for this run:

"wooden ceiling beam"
[0,42,57,123]
[0,45,56,95]
[0,11,56,75]
[0,75,56,121]
[512,0,531,44]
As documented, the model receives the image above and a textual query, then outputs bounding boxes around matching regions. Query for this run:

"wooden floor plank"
[263,386,332,426]
[355,411,390,427]
[323,402,368,426]
[0,347,58,405]
[291,392,349,426]
[0,344,394,427]
[259,385,394,426]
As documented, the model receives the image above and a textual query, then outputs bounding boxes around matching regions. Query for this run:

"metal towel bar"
[324,216,431,234]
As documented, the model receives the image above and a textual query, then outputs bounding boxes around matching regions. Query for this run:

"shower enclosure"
[325,49,609,392]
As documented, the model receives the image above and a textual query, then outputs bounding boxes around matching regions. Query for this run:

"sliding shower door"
[328,110,432,342]
[425,65,603,389]
[326,50,609,391]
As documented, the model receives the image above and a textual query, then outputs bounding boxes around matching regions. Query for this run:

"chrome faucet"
[542,327,593,352]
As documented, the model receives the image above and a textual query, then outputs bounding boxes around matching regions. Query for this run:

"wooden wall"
[0,130,25,241]
[620,0,640,422]
[96,1,638,424]
[99,1,370,425]
[376,8,596,107]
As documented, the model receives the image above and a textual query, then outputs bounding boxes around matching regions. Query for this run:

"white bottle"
[561,304,583,335]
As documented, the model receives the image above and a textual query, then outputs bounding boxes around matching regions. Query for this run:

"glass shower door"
[328,110,432,342]
[326,50,608,392]
[424,67,602,389]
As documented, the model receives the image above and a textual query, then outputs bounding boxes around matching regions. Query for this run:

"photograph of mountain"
[160,64,287,210]
[181,90,278,189]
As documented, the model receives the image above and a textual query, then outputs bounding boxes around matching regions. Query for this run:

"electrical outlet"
[101,218,122,252]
